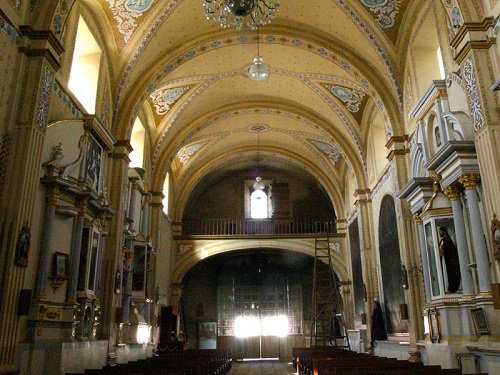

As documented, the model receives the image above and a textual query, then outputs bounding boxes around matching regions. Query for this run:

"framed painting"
[53,252,68,278]
[85,134,103,192]
[471,308,489,335]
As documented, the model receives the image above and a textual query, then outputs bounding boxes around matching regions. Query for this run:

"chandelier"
[246,27,270,81]
[203,0,280,30]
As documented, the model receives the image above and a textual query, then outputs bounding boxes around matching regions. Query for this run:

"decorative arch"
[112,28,402,145]
[172,238,349,285]
[172,146,348,223]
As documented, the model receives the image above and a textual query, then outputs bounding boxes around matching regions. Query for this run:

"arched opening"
[68,17,101,114]
[409,11,445,98]
[378,195,407,335]
[129,117,146,168]
[162,172,170,215]
[179,249,341,359]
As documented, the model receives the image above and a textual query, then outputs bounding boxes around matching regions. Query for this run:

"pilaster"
[451,17,500,234]
[458,173,492,295]
[0,26,62,372]
[354,189,375,342]
[100,140,131,362]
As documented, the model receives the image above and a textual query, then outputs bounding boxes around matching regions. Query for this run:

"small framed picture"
[428,308,440,343]
[471,308,489,335]
[53,252,68,278]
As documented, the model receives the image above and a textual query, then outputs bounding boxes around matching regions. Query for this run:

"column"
[443,186,475,296]
[459,174,492,294]
[122,247,134,324]
[128,180,140,233]
[141,194,150,237]
[0,25,63,371]
[99,141,131,364]
[414,215,432,302]
[354,189,376,342]
[67,203,86,303]
[34,188,59,299]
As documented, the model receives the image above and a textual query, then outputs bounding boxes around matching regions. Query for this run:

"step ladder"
[310,235,351,349]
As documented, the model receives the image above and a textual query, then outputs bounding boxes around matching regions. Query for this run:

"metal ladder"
[310,235,350,349]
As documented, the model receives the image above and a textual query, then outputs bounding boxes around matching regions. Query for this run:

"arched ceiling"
[77,0,423,216]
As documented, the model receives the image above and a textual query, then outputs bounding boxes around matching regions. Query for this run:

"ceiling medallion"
[203,0,280,30]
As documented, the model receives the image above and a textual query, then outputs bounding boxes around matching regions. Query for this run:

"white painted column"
[443,186,475,296]
[459,174,492,294]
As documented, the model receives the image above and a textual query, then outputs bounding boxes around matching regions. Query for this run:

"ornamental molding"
[105,0,157,43]
[321,83,366,113]
[177,141,208,165]
[308,139,342,165]
[463,58,485,132]
[149,85,192,115]
[360,0,401,29]
[36,65,54,129]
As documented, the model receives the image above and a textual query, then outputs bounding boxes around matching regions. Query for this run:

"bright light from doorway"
[262,316,288,337]
[235,316,260,338]
[234,316,289,338]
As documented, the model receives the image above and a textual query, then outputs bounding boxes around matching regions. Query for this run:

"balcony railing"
[182,218,337,236]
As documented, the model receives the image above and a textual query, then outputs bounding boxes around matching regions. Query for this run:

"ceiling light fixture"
[247,27,270,81]
[203,0,280,30]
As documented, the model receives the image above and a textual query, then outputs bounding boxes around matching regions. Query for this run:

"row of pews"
[293,347,482,375]
[66,349,232,375]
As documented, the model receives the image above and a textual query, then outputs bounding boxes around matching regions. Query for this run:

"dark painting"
[378,195,407,334]
[349,218,365,328]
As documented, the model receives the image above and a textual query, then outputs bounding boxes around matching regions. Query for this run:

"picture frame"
[428,307,440,343]
[53,252,68,278]
[85,134,103,192]
[470,307,489,335]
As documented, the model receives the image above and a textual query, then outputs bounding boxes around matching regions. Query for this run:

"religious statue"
[492,214,500,261]
[15,222,31,267]
[438,227,461,293]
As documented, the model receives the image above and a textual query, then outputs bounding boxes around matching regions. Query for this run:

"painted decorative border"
[0,11,20,44]
[463,57,485,132]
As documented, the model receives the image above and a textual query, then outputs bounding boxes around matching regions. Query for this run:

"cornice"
[18,25,64,70]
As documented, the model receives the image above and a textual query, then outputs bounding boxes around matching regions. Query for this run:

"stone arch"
[172,145,346,223]
[171,238,348,285]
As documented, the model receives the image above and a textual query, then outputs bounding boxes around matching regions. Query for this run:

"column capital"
[413,214,423,224]
[443,186,462,201]
[458,173,480,190]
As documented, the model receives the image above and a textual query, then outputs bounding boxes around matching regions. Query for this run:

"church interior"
[0,0,499,374]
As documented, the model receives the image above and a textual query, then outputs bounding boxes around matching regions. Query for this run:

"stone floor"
[229,360,295,375]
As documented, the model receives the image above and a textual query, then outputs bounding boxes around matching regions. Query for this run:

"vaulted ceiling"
[75,0,427,216]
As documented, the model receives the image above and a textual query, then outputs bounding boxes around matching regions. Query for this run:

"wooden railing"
[182,218,337,236]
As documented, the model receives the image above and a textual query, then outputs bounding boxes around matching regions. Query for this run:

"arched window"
[250,189,268,219]
[162,173,169,215]
[129,117,145,168]
[69,17,101,114]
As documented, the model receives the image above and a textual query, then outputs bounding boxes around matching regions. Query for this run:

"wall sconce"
[401,264,409,289]
[362,283,368,302]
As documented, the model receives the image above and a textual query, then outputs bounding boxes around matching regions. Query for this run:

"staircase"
[310,235,350,349]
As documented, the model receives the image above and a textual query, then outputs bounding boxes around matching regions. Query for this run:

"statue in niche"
[15,222,31,267]
[438,227,461,293]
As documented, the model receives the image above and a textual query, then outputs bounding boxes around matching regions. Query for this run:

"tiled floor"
[229,360,295,375]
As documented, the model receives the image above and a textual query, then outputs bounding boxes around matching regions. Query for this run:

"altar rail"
[182,218,337,236]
